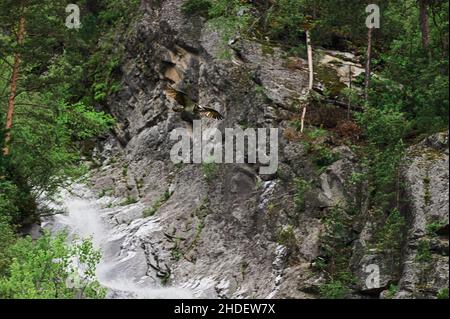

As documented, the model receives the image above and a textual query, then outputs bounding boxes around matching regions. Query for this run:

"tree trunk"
[419,0,431,58]
[306,29,314,91]
[364,27,372,101]
[300,106,307,133]
[347,65,352,119]
[301,29,314,134]
[3,15,26,156]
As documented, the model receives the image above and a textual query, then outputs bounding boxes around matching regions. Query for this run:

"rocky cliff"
[87,0,449,299]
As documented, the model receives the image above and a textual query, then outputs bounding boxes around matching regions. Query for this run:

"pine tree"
[0,0,71,155]
[418,0,431,57]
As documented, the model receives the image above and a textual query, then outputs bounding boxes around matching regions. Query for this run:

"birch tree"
[300,15,315,133]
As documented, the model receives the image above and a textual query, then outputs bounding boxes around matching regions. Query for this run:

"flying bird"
[164,85,224,121]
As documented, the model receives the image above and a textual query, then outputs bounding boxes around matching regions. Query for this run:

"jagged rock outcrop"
[86,0,448,299]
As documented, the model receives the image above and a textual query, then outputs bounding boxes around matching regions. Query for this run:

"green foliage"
[0,180,20,223]
[356,107,407,209]
[58,102,115,140]
[306,127,328,140]
[209,0,254,45]
[277,225,297,251]
[374,47,448,135]
[375,209,406,252]
[0,1,117,228]
[171,237,183,262]
[122,165,128,177]
[182,0,254,50]
[0,233,105,299]
[356,106,408,147]
[321,206,352,255]
[318,205,355,298]
[426,221,446,237]
[10,96,114,197]
[348,172,365,186]
[98,0,140,26]
[293,178,311,212]
[312,145,340,169]
[386,283,398,299]
[415,240,432,263]
[120,196,138,206]
[265,0,310,44]
[99,187,114,198]
[181,0,449,141]
[254,84,266,96]
[303,128,339,169]
[284,43,307,59]
[312,257,327,271]
[319,279,350,299]
[0,217,15,276]
[0,0,132,300]
[310,0,369,48]
[181,0,211,16]
[202,161,219,183]
[93,0,140,78]
[437,287,449,300]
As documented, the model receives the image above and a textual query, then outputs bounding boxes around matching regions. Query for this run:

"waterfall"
[42,184,196,299]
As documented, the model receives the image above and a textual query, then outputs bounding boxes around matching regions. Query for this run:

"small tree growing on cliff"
[364,4,380,101]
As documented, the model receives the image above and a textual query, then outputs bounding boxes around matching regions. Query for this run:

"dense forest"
[0,0,448,299]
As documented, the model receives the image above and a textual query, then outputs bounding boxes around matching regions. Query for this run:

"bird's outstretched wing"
[196,105,224,120]
[164,86,191,107]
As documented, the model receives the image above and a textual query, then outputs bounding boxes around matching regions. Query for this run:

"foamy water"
[43,184,196,299]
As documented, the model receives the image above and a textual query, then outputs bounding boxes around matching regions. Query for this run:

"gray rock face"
[394,132,449,299]
[349,132,449,298]
[83,0,448,299]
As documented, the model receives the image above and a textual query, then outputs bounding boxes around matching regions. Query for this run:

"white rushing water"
[42,184,196,299]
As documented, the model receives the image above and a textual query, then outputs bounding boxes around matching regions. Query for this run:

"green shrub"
[120,196,138,206]
[319,280,350,299]
[426,221,446,237]
[437,287,449,299]
[356,106,408,148]
[293,178,311,212]
[277,225,297,251]
[171,238,182,261]
[0,233,105,299]
[0,181,20,223]
[122,165,128,177]
[181,0,211,16]
[0,217,15,276]
[318,206,355,297]
[376,209,406,252]
[306,127,328,140]
[415,240,432,263]
[265,0,309,45]
[386,283,398,299]
[202,161,219,183]
[313,145,340,168]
